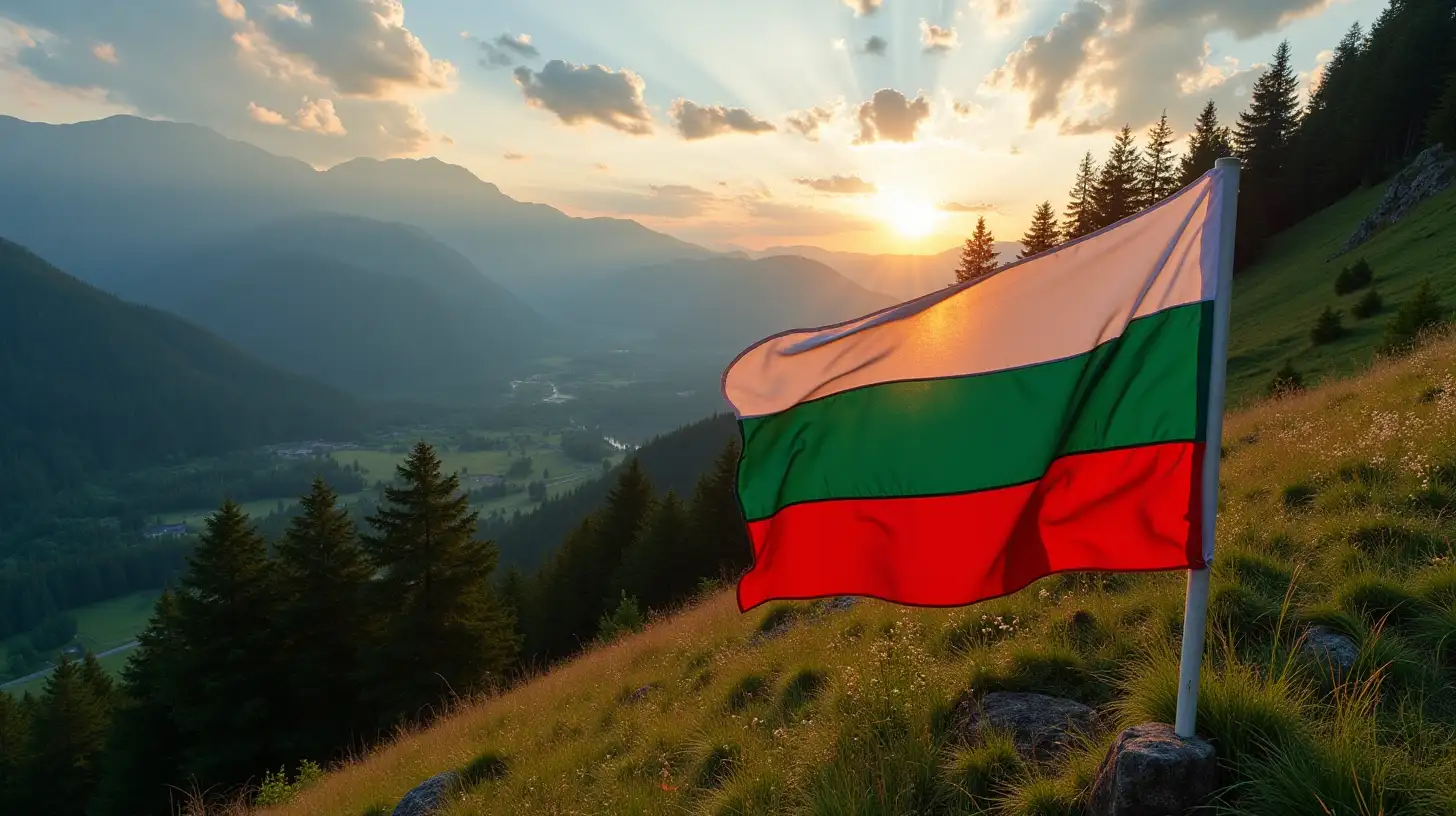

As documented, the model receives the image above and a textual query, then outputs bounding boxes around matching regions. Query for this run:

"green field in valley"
[1226,182,1456,404]
[1,590,159,695]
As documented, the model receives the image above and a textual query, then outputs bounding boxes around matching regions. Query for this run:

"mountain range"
[747,242,1022,301]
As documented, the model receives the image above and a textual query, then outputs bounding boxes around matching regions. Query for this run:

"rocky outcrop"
[1300,625,1360,681]
[1338,145,1455,256]
[957,691,1096,759]
[1089,723,1217,816]
[391,771,459,816]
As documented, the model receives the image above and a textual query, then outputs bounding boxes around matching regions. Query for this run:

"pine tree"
[954,217,1000,284]
[1139,111,1179,206]
[1019,201,1061,258]
[274,478,373,762]
[362,443,518,723]
[596,592,645,643]
[1178,101,1234,185]
[1427,72,1456,149]
[1381,279,1446,354]
[28,656,113,813]
[1064,152,1101,239]
[1310,307,1345,345]
[90,591,185,816]
[1234,41,1302,262]
[0,691,31,813]
[170,499,280,788]
[1092,125,1143,229]
[615,490,693,612]
[686,440,751,586]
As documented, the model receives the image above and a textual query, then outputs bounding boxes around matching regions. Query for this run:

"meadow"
[262,331,1456,816]
[0,589,158,695]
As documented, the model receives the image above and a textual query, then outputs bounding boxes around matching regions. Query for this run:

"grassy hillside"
[1227,182,1456,403]
[264,334,1456,815]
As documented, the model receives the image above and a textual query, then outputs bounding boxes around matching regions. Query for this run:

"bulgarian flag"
[724,163,1238,613]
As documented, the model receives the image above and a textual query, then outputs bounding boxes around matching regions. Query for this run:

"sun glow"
[875,192,940,238]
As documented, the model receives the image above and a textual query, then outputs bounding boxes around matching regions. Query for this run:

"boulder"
[1089,723,1217,816]
[958,691,1096,759]
[391,771,460,816]
[1338,144,1455,256]
[1300,625,1360,681]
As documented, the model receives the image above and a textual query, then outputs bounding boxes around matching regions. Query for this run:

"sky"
[0,0,1380,254]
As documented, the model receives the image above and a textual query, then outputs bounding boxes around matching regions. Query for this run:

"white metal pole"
[1174,156,1241,740]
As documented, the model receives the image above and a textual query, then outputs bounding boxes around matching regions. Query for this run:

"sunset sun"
[876,193,940,238]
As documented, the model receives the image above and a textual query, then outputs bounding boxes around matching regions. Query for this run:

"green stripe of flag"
[737,300,1214,522]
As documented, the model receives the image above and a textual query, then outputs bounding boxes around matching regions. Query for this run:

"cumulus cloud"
[0,1,440,160]
[967,0,1024,33]
[991,1,1106,125]
[90,42,116,64]
[951,99,982,120]
[990,0,1332,133]
[831,38,847,51]
[919,21,959,53]
[861,35,888,56]
[794,175,878,194]
[479,32,538,68]
[513,60,653,135]
[784,101,840,141]
[853,89,931,144]
[247,96,346,135]
[843,0,883,17]
[245,0,456,98]
[939,201,998,213]
[669,99,775,140]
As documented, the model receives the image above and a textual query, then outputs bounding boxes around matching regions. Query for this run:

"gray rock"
[959,691,1096,759]
[1301,625,1360,681]
[823,596,858,612]
[391,771,460,816]
[1338,144,1455,256]
[1089,723,1217,816]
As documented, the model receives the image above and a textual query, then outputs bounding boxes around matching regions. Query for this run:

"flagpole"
[1174,156,1241,740]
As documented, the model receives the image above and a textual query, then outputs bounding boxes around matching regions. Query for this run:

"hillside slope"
[266,335,1456,815]
[1227,182,1456,402]
[0,238,361,521]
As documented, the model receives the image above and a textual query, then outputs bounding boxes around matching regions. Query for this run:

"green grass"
[0,590,158,696]
[1227,182,1456,403]
[261,328,1456,816]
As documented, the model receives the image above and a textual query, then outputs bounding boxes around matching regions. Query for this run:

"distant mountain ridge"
[553,255,899,354]
[0,115,716,306]
[749,242,1022,301]
[0,237,362,518]
[120,214,555,398]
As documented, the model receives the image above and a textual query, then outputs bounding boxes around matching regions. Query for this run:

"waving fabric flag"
[723,165,1234,612]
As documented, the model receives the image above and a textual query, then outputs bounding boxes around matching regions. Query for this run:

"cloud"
[513,60,653,135]
[503,151,528,161]
[967,0,1024,34]
[951,99,982,120]
[842,0,883,17]
[0,2,437,161]
[669,99,775,140]
[247,96,346,135]
[479,32,538,68]
[991,1,1106,125]
[247,0,456,98]
[831,38,847,51]
[294,95,343,134]
[593,162,609,172]
[919,21,959,53]
[990,0,1333,133]
[247,100,288,125]
[861,35,888,56]
[784,101,840,140]
[794,174,878,194]
[90,42,116,64]
[939,201,998,213]
[853,89,931,144]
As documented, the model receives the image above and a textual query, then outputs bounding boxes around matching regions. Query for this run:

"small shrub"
[597,592,645,643]
[1310,306,1345,345]
[942,731,1024,805]
[1268,360,1304,396]
[1352,288,1384,318]
[1381,278,1445,354]
[694,742,742,789]
[778,667,828,715]
[1335,574,1423,628]
[253,760,324,807]
[1334,259,1374,295]
[725,673,771,711]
